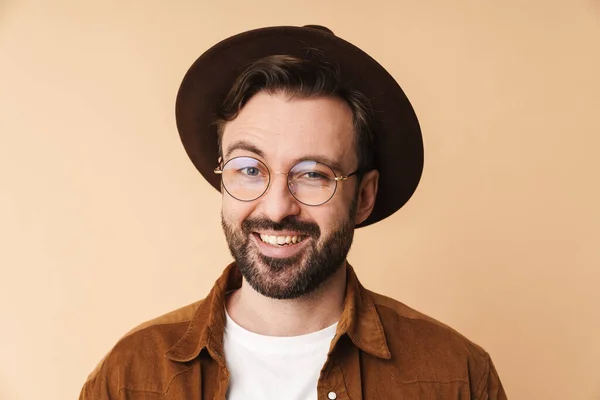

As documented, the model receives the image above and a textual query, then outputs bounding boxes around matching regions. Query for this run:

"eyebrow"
[224,140,265,159]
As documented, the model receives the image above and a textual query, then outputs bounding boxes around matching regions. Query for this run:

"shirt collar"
[165,262,391,363]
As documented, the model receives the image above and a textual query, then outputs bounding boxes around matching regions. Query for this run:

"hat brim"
[175,26,423,227]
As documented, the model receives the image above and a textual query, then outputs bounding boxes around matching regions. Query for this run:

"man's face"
[220,91,368,300]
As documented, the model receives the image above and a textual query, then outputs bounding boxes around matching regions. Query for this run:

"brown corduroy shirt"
[79,263,507,399]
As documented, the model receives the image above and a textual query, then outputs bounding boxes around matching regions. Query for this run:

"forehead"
[221,92,356,169]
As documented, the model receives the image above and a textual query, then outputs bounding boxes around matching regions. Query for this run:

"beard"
[221,201,357,300]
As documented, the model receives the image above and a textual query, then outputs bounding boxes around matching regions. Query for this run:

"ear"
[354,169,379,225]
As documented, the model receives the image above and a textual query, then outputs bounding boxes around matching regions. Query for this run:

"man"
[79,25,506,399]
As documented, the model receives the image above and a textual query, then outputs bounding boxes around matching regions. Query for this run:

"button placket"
[318,360,349,400]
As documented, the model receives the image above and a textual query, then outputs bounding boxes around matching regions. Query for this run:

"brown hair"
[215,55,377,176]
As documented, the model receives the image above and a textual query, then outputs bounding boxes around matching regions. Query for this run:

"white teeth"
[259,234,304,245]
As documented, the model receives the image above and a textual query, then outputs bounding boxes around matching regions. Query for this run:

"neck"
[226,263,347,336]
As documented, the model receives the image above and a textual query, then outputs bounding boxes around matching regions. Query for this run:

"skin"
[222,91,379,336]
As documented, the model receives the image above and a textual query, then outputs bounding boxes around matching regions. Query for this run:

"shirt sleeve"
[475,354,507,400]
[78,383,90,400]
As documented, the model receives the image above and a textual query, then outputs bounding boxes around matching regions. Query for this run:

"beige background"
[1,0,599,399]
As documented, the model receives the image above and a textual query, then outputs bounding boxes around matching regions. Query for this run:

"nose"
[257,173,301,223]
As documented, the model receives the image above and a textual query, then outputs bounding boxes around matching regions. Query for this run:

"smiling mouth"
[256,233,307,246]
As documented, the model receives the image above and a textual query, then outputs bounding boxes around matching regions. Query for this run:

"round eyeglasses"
[214,156,358,206]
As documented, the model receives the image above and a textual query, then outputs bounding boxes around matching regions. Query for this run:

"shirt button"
[328,392,337,400]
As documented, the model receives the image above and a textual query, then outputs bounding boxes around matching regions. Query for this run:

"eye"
[240,166,260,176]
[304,171,329,180]
[289,161,336,185]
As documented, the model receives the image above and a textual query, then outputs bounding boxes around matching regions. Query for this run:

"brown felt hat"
[175,25,423,227]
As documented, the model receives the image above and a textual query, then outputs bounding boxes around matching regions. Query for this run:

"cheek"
[308,203,348,236]
[222,195,254,225]
[330,184,357,215]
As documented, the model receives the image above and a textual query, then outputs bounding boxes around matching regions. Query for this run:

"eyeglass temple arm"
[334,170,359,181]
[214,157,223,174]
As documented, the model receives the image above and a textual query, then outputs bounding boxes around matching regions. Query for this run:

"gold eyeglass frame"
[213,156,358,206]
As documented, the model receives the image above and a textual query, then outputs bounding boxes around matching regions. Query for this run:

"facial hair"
[221,200,357,300]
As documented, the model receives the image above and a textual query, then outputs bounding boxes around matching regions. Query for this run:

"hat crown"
[302,25,335,35]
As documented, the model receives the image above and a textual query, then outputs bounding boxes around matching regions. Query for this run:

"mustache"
[242,216,321,237]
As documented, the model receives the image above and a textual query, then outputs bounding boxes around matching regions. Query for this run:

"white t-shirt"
[224,310,338,400]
